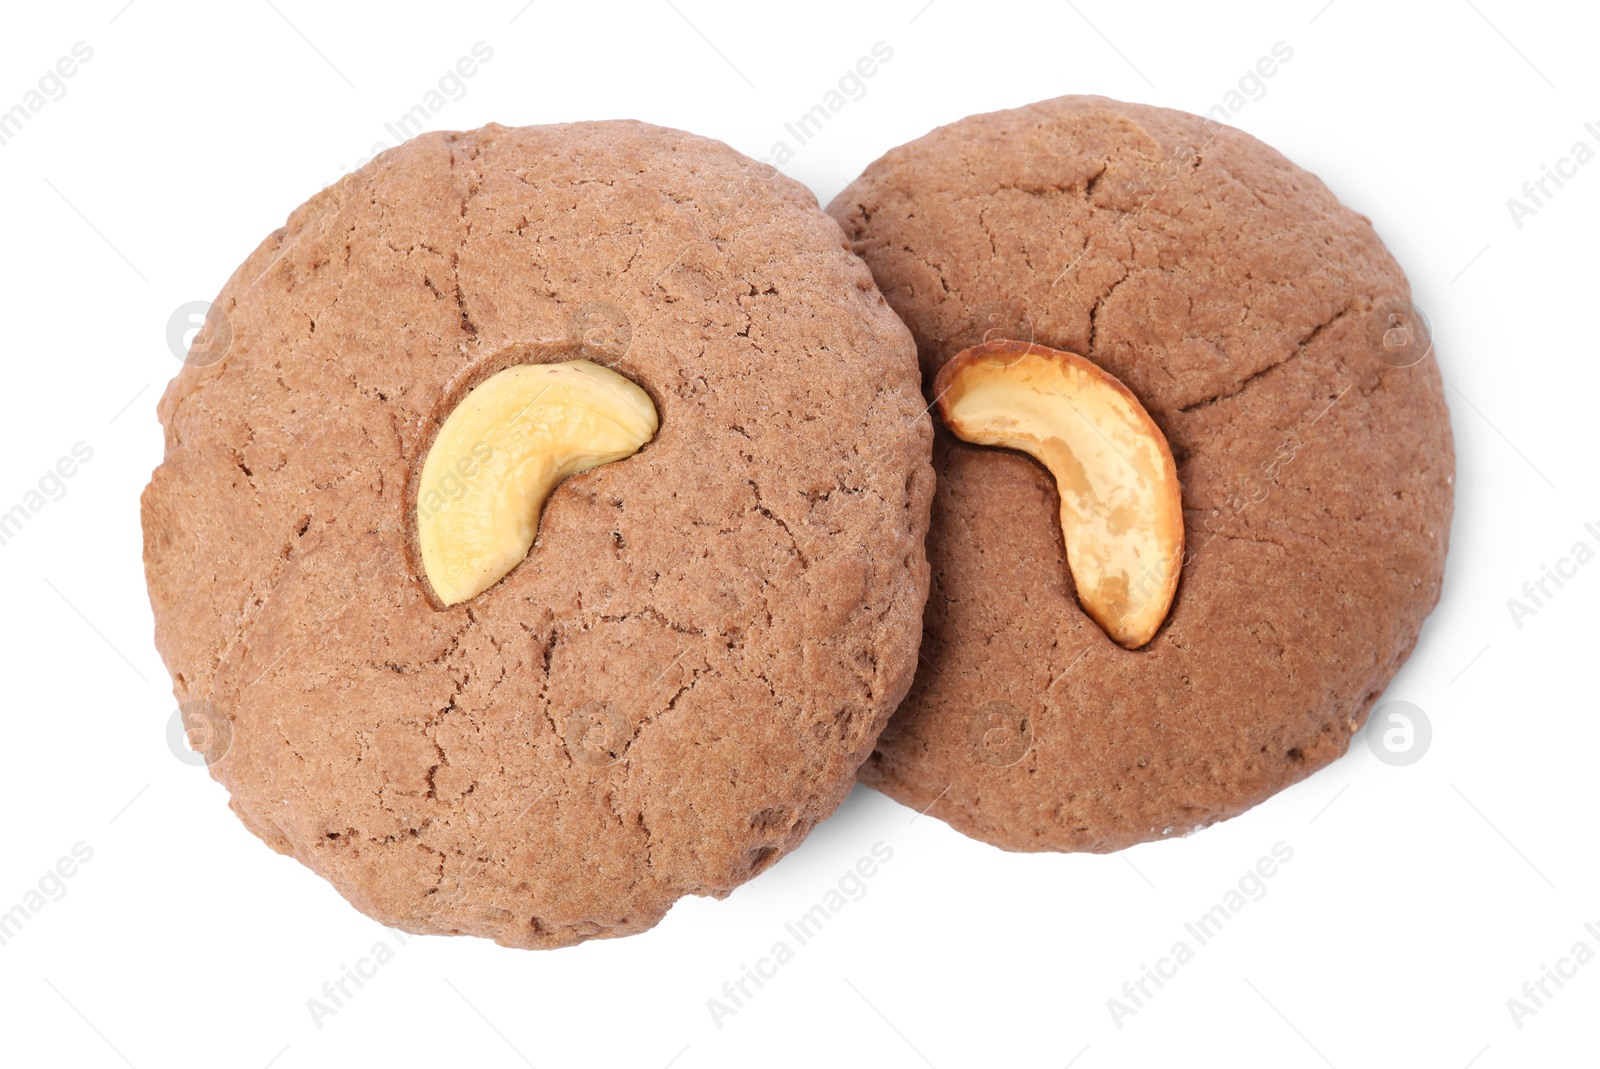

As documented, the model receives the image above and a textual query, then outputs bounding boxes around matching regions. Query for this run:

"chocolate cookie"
[827,96,1453,852]
[143,120,933,946]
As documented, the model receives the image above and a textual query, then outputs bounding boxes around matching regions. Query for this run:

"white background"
[1,1,1595,1066]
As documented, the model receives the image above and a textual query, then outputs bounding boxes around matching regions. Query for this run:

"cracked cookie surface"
[827,96,1453,852]
[142,120,932,946]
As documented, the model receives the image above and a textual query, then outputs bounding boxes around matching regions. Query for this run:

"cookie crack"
[989,177,1086,198]
[898,242,952,296]
[446,132,483,339]
[1178,302,1355,414]
[624,661,706,760]
[594,606,707,637]
[530,622,564,757]
[977,206,1000,258]
[1208,530,1291,552]
[1084,164,1108,199]
[373,619,469,675]
[744,477,809,568]
[1086,265,1136,361]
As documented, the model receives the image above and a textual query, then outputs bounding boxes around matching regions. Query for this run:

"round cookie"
[142,120,933,947]
[827,96,1453,852]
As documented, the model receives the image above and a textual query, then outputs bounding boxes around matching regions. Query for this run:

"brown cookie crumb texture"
[827,95,1453,852]
[142,121,933,946]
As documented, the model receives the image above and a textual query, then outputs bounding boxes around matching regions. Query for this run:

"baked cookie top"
[143,120,932,946]
[828,96,1453,851]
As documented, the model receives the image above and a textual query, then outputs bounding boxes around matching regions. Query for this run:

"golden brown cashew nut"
[934,341,1183,648]
[417,360,658,605]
